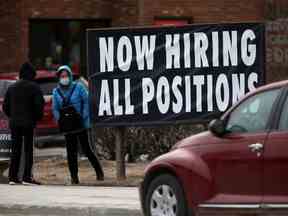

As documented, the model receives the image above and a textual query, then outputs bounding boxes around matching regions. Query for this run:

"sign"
[0,131,11,158]
[0,114,11,158]
[87,23,265,126]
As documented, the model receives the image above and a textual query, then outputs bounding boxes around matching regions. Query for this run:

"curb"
[0,204,142,216]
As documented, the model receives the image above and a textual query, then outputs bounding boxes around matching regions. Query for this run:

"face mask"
[60,77,70,86]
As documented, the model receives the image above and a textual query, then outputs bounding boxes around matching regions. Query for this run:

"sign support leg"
[115,127,126,180]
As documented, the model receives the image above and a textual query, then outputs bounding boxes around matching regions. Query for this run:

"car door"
[35,77,59,136]
[263,88,288,205]
[0,80,15,158]
[204,88,281,204]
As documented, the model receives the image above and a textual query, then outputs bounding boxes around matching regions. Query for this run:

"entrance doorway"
[29,19,110,76]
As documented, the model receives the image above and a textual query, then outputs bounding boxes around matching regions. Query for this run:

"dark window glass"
[29,19,110,76]
[38,81,58,95]
[226,88,280,133]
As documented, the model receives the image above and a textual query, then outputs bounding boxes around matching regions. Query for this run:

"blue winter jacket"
[52,66,90,129]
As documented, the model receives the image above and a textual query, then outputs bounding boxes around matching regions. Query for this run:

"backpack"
[57,84,84,134]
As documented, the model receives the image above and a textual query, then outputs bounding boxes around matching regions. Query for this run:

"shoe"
[9,179,22,185]
[22,178,41,186]
[97,175,104,181]
[79,156,88,161]
[71,178,80,185]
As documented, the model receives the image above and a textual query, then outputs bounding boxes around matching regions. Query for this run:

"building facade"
[0,0,286,82]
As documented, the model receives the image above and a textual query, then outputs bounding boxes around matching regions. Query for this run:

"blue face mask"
[60,77,70,86]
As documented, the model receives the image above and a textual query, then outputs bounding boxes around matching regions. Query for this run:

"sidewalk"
[0,184,142,216]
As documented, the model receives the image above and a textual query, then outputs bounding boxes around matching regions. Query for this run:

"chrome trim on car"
[199,204,288,209]
[198,204,260,208]
[262,204,288,208]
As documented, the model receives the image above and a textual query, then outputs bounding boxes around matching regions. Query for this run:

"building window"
[29,19,110,75]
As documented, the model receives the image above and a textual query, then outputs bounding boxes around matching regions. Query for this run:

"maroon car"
[140,80,288,216]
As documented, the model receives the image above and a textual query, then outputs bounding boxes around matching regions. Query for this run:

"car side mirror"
[208,119,226,137]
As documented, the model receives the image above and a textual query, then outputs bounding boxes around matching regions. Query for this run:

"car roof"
[243,79,288,103]
[259,79,288,90]
[0,70,79,80]
[221,79,288,120]
[0,72,18,80]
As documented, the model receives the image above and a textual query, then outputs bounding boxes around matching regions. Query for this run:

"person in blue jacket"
[52,65,104,184]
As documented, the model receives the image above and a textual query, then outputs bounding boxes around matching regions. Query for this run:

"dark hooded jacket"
[3,62,45,128]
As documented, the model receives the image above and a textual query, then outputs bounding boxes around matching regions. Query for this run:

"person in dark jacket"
[52,65,104,184]
[3,62,45,185]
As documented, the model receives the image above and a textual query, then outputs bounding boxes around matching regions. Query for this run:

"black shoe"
[71,178,80,185]
[97,174,104,181]
[9,179,22,185]
[22,178,41,186]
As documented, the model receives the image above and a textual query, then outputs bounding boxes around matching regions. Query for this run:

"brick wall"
[0,0,269,72]
[110,0,138,27]
[138,0,265,25]
[266,18,288,83]
[18,0,114,72]
[0,0,18,72]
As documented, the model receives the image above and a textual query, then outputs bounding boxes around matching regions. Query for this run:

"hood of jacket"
[19,62,36,81]
[57,65,73,86]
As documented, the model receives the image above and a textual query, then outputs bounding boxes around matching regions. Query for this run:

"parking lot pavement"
[34,147,66,159]
[0,184,142,216]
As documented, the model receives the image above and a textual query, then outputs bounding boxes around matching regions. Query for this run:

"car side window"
[226,88,280,133]
[278,95,288,130]
[0,80,15,97]
[38,81,58,95]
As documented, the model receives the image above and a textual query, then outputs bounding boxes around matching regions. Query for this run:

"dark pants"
[65,129,103,180]
[9,126,34,181]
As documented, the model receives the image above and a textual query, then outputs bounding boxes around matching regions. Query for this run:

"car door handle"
[248,143,263,152]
